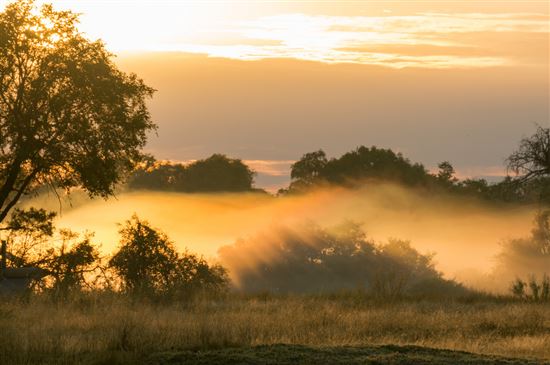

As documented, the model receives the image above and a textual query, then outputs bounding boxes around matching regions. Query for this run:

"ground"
[149,344,543,365]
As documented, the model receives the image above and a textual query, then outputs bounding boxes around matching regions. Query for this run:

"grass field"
[0,293,548,364]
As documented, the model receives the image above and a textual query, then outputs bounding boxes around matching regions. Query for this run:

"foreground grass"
[0,293,548,364]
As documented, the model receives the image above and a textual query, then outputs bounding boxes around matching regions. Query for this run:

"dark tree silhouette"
[290,150,328,188]
[288,146,431,192]
[322,146,429,186]
[507,126,550,183]
[128,154,255,193]
[181,154,255,192]
[436,161,458,187]
[109,215,179,294]
[42,230,101,295]
[3,208,102,294]
[0,0,155,224]
[110,215,228,296]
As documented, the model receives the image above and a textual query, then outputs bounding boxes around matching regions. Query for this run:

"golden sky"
[7,0,548,68]
[1,1,549,188]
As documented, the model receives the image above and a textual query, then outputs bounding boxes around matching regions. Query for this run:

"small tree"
[507,125,550,183]
[3,208,102,294]
[2,207,56,266]
[109,215,228,297]
[42,230,101,295]
[109,215,178,294]
[0,0,156,225]
[290,150,328,188]
[436,161,458,187]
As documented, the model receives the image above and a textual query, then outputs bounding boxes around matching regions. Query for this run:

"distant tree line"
[125,127,550,204]
[127,154,257,193]
[282,144,550,204]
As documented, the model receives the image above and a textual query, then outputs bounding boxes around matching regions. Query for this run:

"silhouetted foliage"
[3,207,102,294]
[288,147,436,193]
[109,215,228,297]
[219,221,464,297]
[286,145,550,204]
[41,230,101,296]
[290,150,328,189]
[323,147,430,186]
[0,0,155,225]
[183,154,255,192]
[507,126,550,183]
[3,207,57,267]
[436,161,458,188]
[128,154,255,193]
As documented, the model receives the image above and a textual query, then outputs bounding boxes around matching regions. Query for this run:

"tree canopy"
[0,0,155,224]
[507,126,550,183]
[109,215,228,296]
[128,154,256,193]
[288,146,432,192]
[284,145,550,204]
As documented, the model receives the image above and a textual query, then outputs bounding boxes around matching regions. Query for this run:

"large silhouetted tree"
[0,0,155,224]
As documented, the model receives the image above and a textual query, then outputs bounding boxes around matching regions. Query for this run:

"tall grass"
[0,293,548,364]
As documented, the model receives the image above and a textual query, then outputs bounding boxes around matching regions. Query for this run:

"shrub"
[109,215,228,298]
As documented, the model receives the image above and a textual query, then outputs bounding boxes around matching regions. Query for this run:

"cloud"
[244,160,294,177]
[171,12,548,68]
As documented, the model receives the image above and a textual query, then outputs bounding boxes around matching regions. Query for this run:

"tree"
[286,147,432,193]
[41,230,101,295]
[436,161,458,187]
[181,154,255,192]
[109,215,228,296]
[507,126,550,183]
[2,207,56,266]
[218,221,458,296]
[2,207,102,294]
[127,154,255,192]
[290,150,328,188]
[0,0,155,224]
[109,215,179,294]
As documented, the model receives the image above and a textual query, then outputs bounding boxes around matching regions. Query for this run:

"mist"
[22,183,535,291]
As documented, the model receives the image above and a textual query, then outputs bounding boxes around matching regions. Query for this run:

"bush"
[109,215,228,298]
[219,221,464,297]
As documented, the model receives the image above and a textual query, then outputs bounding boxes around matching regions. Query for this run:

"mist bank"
[21,183,534,288]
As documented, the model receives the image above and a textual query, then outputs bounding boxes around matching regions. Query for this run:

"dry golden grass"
[0,293,548,364]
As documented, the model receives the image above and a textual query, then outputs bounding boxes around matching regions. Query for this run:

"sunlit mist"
[24,185,535,289]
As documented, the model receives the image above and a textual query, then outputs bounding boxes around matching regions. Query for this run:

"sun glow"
[2,0,545,69]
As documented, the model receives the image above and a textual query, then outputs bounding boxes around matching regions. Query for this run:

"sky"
[2,0,548,190]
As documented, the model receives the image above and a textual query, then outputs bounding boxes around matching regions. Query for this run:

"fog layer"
[26,184,535,287]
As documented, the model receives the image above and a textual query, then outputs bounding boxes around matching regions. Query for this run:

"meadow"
[0,293,548,364]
